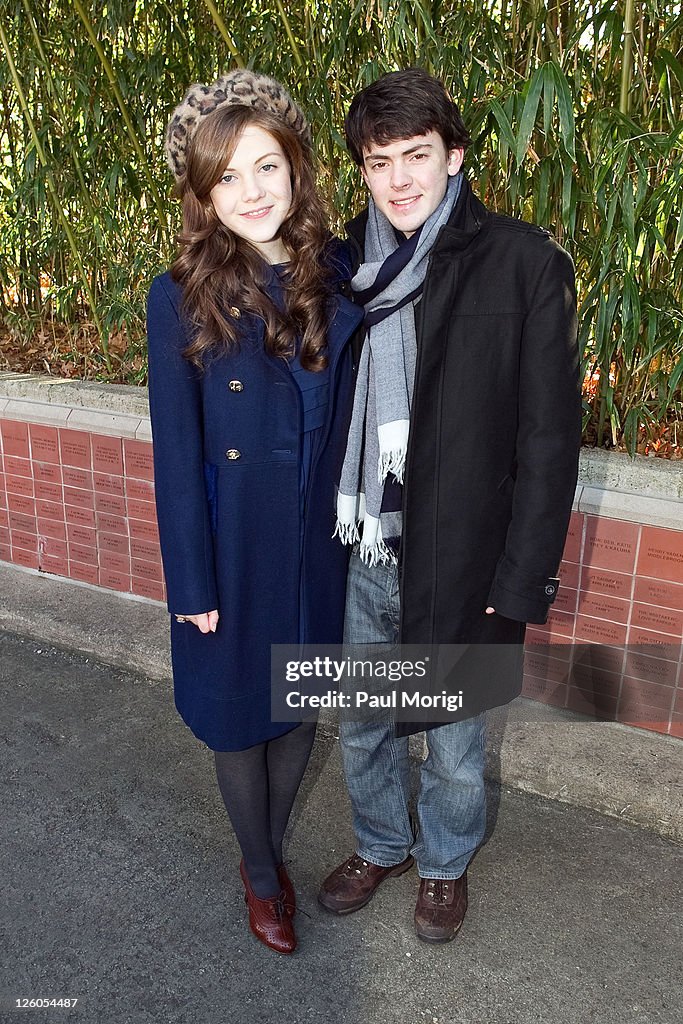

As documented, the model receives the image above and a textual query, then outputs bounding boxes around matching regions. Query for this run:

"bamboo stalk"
[620,0,636,114]
[274,0,303,67]
[202,0,245,66]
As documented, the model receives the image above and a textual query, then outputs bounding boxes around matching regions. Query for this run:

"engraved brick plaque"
[630,603,683,639]
[633,577,683,612]
[577,590,630,625]
[1,420,29,458]
[92,434,123,475]
[575,614,627,647]
[123,439,154,481]
[581,566,632,600]
[94,472,125,496]
[63,466,92,490]
[29,424,59,464]
[583,516,639,573]
[637,526,683,585]
[59,429,92,469]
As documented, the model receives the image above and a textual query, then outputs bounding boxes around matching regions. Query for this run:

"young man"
[318,69,581,943]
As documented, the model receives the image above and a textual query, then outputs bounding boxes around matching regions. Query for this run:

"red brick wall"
[524,510,683,738]
[0,418,163,602]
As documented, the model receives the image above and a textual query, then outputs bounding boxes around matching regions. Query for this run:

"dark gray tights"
[213,722,317,898]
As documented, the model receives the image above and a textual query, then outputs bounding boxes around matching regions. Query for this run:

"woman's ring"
[175,615,187,623]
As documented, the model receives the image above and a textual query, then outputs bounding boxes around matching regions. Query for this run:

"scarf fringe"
[333,519,360,545]
[333,512,397,568]
[378,448,406,485]
[359,537,398,567]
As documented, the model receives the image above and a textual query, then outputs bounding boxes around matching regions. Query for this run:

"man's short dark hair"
[345,68,472,166]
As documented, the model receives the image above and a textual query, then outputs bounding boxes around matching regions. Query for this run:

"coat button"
[230,306,241,318]
[228,380,244,392]
[225,449,241,460]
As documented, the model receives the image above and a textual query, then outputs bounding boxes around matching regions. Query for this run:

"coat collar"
[345,176,490,264]
[256,286,362,379]
[230,255,362,355]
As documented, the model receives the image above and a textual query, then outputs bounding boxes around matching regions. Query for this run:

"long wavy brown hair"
[171,104,333,371]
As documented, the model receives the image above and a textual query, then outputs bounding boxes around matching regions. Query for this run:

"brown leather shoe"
[239,860,296,954]
[318,853,414,914]
[277,863,296,918]
[414,871,468,943]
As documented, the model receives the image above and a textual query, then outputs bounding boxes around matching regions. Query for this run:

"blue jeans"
[339,550,486,880]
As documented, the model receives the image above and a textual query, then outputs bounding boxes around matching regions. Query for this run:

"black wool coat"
[345,178,582,730]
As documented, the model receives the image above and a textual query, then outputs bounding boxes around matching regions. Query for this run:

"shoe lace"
[345,854,371,876]
[424,879,451,904]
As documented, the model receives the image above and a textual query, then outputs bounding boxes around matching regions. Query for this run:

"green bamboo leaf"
[543,63,554,140]
[621,273,641,359]
[488,98,517,151]
[623,408,639,457]
[606,192,619,237]
[562,165,573,226]
[515,67,544,167]
[646,309,658,353]
[675,207,683,249]
[621,176,636,251]
[655,48,683,90]
[551,64,576,160]
[667,356,683,400]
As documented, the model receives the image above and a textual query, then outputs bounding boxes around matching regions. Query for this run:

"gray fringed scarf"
[334,172,462,565]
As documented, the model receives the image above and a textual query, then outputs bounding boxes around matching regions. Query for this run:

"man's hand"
[176,610,219,633]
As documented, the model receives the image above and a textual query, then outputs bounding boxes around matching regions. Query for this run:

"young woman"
[146,70,362,955]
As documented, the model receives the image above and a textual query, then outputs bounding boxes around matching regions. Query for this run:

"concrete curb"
[2,560,681,843]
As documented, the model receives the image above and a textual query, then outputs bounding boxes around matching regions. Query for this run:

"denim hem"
[416,868,468,881]
[356,848,412,870]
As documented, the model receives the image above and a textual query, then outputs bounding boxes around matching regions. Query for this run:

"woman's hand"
[175,610,219,633]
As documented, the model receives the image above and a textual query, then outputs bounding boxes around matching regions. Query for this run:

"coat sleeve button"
[228,380,244,392]
[225,449,241,460]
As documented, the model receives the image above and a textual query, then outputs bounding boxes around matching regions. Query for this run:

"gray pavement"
[1,630,682,1024]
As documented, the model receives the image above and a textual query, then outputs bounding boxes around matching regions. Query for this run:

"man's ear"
[447,147,465,176]
[360,164,370,188]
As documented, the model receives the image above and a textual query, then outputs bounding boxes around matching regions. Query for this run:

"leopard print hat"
[164,69,311,180]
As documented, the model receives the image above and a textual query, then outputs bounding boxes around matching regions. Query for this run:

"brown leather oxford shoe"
[239,860,296,954]
[414,871,468,943]
[318,853,414,914]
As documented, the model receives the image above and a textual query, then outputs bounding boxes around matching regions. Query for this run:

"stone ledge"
[578,486,682,531]
[66,406,142,439]
[578,446,683,501]
[0,371,148,418]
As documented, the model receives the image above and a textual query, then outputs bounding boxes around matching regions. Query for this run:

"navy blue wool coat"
[146,265,363,751]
